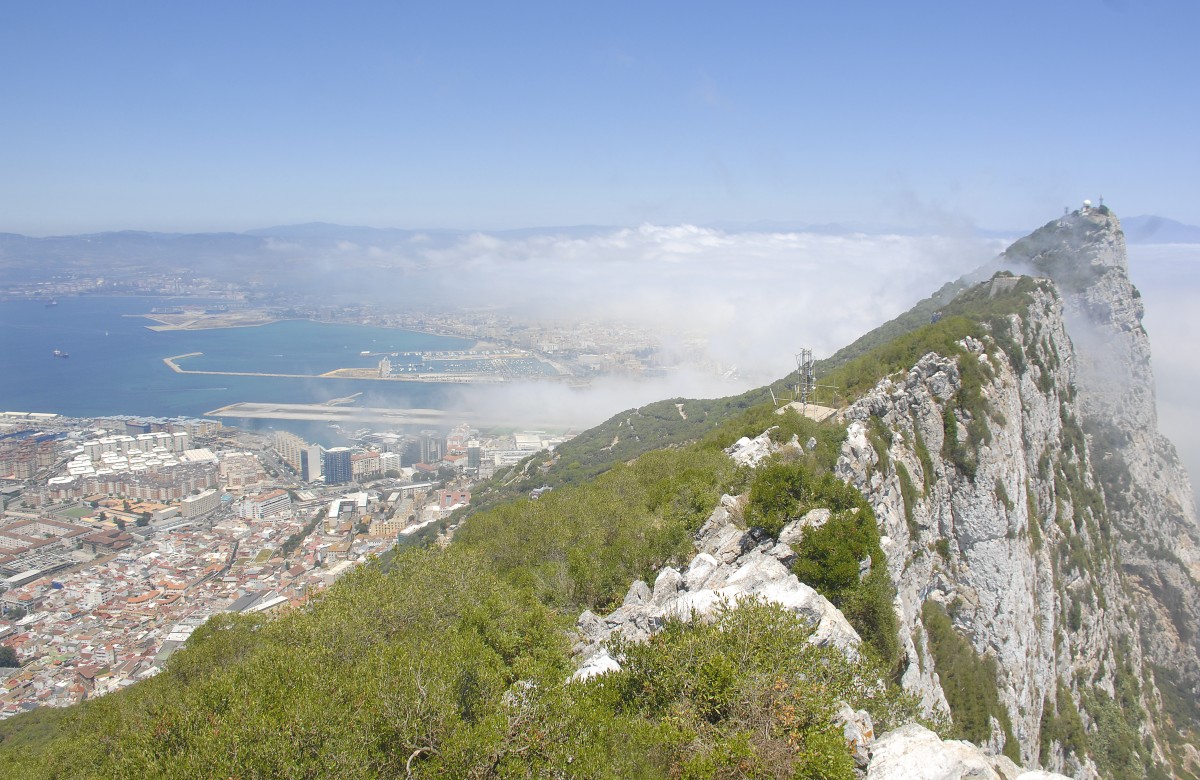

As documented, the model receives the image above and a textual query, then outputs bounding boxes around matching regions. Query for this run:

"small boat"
[52,349,69,358]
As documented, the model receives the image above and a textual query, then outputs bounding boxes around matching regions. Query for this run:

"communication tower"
[795,349,816,409]
[774,348,837,411]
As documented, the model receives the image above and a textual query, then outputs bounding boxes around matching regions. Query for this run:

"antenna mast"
[795,349,815,411]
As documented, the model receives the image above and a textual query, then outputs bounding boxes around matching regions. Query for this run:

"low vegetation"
[2,272,1134,778]
[921,600,1020,762]
[1039,681,1087,765]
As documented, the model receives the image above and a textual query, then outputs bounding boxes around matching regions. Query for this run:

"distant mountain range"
[1,214,1195,293]
[1120,214,1200,244]
[3,214,1199,246]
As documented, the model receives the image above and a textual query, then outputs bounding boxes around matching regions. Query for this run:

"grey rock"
[623,580,651,607]
[725,430,778,468]
[865,724,1071,780]
[684,553,722,591]
[651,567,683,606]
[834,701,875,768]
[778,507,831,546]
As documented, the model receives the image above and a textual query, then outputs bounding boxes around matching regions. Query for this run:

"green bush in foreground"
[554,601,919,779]
[746,459,901,673]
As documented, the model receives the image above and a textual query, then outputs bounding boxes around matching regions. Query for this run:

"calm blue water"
[0,297,472,437]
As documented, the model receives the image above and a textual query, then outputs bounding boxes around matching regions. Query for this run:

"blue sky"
[2,1,1197,234]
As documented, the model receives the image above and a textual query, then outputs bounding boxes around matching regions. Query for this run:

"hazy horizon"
[1,2,1196,497]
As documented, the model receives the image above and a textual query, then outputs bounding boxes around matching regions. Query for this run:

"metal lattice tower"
[795,349,815,410]
[772,347,836,410]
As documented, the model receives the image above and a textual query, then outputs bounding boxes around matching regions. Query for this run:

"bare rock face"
[866,724,1072,780]
[837,286,1128,776]
[838,208,1199,777]
[572,498,861,681]
[1001,210,1200,688]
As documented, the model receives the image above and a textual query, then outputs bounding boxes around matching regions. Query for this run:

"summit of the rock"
[1002,206,1129,291]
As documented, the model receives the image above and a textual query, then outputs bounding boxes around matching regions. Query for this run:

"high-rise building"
[300,445,323,482]
[272,431,308,473]
[419,431,443,465]
[379,451,402,474]
[322,447,353,485]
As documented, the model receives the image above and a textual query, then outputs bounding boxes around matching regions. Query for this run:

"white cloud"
[1129,243,1200,509]
[307,225,1001,431]
[268,226,1199,501]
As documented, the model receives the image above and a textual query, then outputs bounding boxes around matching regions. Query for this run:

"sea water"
[0,297,473,439]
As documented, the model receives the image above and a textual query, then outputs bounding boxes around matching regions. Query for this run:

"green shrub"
[913,424,935,492]
[994,478,1012,511]
[921,601,1019,761]
[792,508,878,596]
[1026,481,1044,552]
[868,416,893,473]
[1039,682,1087,764]
[592,601,917,779]
[897,461,919,537]
[746,460,811,537]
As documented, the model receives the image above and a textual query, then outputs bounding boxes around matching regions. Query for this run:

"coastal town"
[0,409,565,717]
[0,269,734,386]
[0,259,731,720]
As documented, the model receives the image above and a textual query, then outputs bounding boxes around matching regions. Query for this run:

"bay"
[0,297,474,441]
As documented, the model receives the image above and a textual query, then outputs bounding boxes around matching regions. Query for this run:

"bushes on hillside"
[921,600,1019,761]
[745,459,901,671]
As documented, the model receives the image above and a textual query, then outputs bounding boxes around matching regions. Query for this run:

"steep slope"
[1003,209,1200,690]
[832,208,1199,778]
[3,208,1196,779]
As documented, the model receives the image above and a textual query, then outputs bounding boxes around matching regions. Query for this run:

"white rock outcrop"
[866,724,1072,780]
[572,498,861,680]
[725,429,780,468]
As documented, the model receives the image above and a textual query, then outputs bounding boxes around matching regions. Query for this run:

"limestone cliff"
[560,208,1197,777]
[1003,209,1200,686]
[836,208,1199,778]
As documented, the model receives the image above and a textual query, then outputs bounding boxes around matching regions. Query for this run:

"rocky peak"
[831,207,1200,777]
[999,208,1148,423]
[1013,206,1200,646]
[1002,206,1130,294]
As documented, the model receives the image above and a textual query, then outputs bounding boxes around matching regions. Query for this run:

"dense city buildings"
[0,410,566,718]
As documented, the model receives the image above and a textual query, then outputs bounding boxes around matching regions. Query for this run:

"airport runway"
[205,401,455,426]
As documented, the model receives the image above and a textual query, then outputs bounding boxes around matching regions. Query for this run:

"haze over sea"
[0,297,472,442]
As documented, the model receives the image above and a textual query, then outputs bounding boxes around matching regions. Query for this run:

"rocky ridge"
[1003,209,1200,694]
[833,208,1199,777]
[836,285,1119,776]
[572,461,862,681]
[568,209,1198,779]
[572,428,1072,779]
